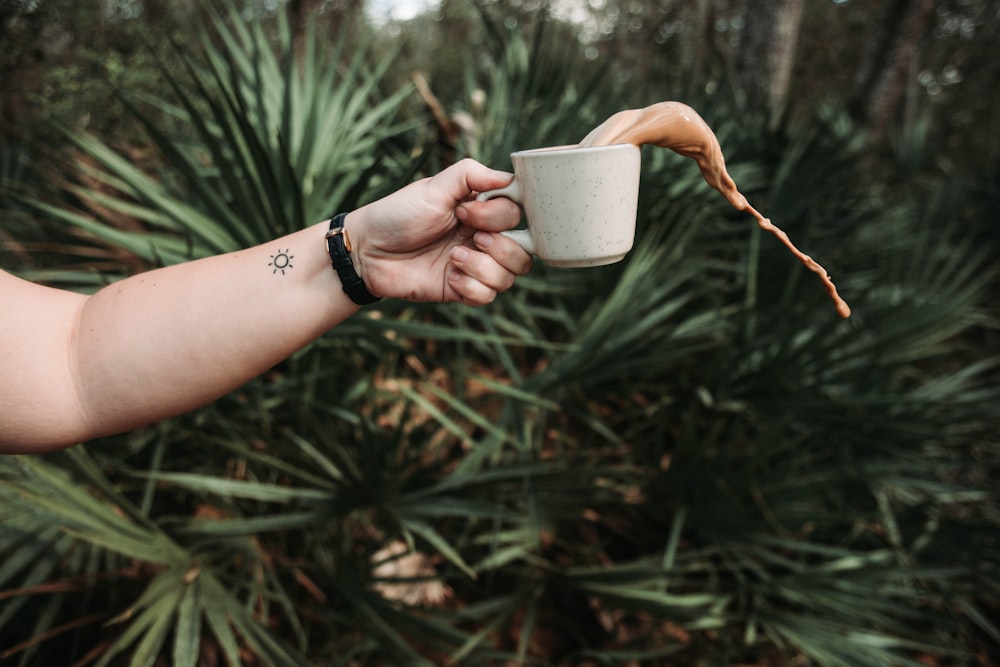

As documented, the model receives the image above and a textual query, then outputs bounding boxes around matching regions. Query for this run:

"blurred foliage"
[1,0,999,666]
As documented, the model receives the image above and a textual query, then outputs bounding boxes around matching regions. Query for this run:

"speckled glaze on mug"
[476,143,641,267]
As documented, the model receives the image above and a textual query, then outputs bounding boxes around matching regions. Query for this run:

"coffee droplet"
[579,101,851,318]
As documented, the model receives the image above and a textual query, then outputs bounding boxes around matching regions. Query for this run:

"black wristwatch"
[325,212,381,306]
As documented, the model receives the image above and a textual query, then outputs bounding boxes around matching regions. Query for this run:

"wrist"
[343,208,372,289]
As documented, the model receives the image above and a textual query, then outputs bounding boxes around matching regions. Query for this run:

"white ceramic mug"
[476,143,641,267]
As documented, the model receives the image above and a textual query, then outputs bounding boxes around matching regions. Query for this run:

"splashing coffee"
[579,101,851,319]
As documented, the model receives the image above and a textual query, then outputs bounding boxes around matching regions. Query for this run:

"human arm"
[0,159,529,453]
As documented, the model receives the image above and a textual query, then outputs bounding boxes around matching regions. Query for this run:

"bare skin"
[0,159,531,454]
[580,101,851,318]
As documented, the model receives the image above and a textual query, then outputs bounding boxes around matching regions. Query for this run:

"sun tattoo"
[269,249,294,275]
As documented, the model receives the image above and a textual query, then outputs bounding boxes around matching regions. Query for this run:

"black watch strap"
[325,212,381,306]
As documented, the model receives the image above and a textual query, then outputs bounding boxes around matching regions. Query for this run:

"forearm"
[70,219,358,441]
[1,159,528,454]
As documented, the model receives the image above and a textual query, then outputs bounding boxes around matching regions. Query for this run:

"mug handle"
[476,181,535,255]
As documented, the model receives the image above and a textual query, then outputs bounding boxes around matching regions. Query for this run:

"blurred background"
[1,1,998,665]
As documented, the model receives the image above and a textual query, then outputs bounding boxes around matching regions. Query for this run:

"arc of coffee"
[579,101,851,319]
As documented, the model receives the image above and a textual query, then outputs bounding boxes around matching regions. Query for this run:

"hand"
[348,158,532,305]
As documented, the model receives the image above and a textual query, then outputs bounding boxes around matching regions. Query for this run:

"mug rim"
[512,143,638,158]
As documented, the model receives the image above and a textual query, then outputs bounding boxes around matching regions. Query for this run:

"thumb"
[440,158,514,197]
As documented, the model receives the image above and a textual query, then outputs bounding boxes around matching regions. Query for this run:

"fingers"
[445,160,529,305]
[423,157,518,233]
[446,266,498,305]
[472,231,533,276]
[447,232,533,305]
[455,195,520,233]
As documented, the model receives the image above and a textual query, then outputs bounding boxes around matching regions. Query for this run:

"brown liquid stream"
[579,101,851,319]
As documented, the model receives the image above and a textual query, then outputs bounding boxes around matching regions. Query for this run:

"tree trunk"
[688,0,713,94]
[855,0,936,141]
[736,0,806,121]
[847,0,911,124]
[142,0,166,25]
[288,0,365,38]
